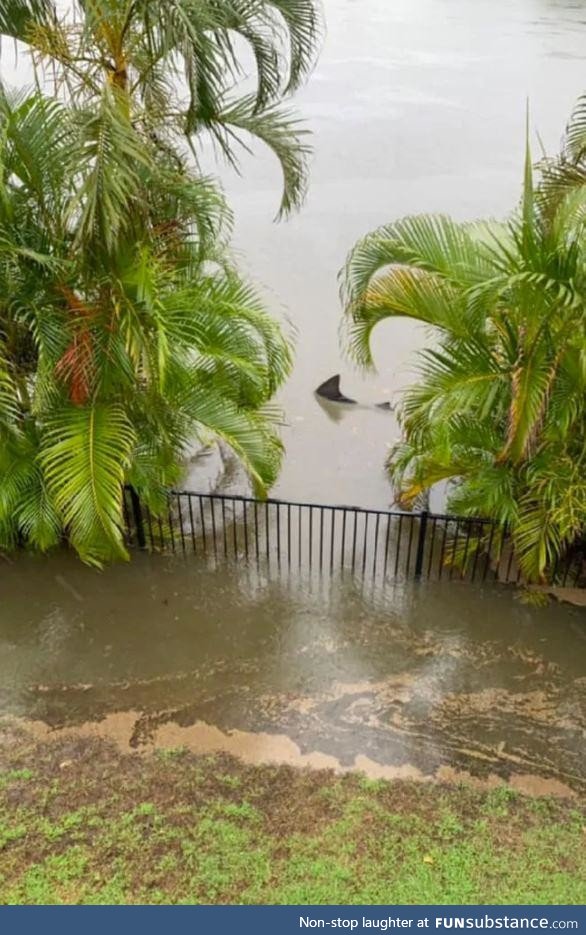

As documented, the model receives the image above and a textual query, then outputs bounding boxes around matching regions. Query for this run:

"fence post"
[414,510,429,578]
[128,486,146,549]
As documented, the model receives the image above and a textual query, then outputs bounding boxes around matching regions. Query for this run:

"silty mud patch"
[10,713,577,799]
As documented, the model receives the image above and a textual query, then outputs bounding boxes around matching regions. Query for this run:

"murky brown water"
[1,1,585,791]
[1,552,585,794]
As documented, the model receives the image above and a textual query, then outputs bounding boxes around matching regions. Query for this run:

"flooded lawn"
[1,552,584,796]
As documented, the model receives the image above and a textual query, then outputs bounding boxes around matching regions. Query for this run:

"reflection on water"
[1,551,584,794]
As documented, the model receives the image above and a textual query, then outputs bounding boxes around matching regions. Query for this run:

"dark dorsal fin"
[315,374,357,404]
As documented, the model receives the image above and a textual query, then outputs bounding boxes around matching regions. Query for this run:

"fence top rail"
[163,488,497,526]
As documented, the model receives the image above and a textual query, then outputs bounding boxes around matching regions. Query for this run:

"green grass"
[0,725,584,904]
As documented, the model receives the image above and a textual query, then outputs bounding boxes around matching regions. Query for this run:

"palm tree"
[1,0,322,218]
[539,94,586,216]
[0,0,322,565]
[341,109,586,583]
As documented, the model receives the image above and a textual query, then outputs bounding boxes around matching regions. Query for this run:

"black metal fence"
[123,488,584,588]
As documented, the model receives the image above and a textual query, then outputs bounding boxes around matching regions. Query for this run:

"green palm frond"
[188,387,284,496]
[514,497,560,582]
[500,345,558,464]
[521,111,538,258]
[0,429,36,520]
[40,403,136,565]
[155,170,232,261]
[550,184,586,245]
[14,465,61,551]
[0,87,76,216]
[143,0,320,112]
[344,267,476,368]
[538,159,586,215]
[263,0,323,92]
[201,95,311,217]
[563,93,586,164]
[162,275,293,393]
[447,461,518,526]
[403,341,505,426]
[0,0,51,40]
[0,351,20,429]
[538,95,586,216]
[342,214,496,315]
[72,86,152,254]
[342,99,586,582]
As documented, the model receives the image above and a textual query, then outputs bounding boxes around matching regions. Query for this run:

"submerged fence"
[123,488,585,588]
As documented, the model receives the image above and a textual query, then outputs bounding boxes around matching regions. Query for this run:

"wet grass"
[0,725,585,905]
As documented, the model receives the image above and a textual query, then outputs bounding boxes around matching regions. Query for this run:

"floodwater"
[1,552,585,795]
[1,0,586,790]
[201,0,586,507]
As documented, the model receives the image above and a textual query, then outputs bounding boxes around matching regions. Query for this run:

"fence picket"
[122,488,584,588]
